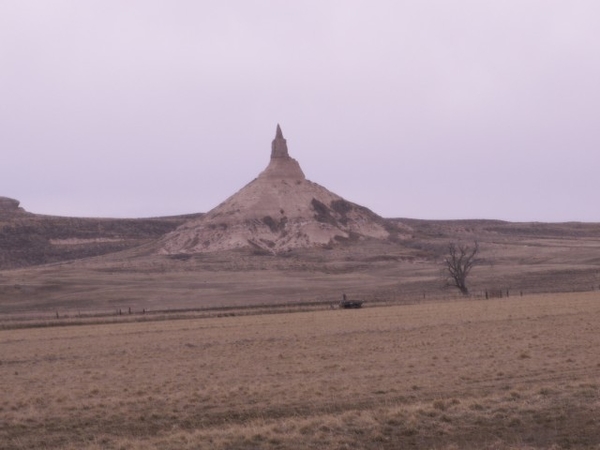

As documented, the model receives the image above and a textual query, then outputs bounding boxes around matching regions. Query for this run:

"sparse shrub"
[509,391,521,400]
[538,388,553,396]
[433,399,447,411]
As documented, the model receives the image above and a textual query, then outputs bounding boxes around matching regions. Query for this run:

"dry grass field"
[1,292,599,449]
[2,217,600,448]
[2,223,600,317]
[2,218,600,322]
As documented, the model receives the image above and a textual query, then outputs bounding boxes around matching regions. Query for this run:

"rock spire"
[271,124,289,158]
[260,124,305,180]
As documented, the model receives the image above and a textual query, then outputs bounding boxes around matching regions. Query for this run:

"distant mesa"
[0,197,25,215]
[159,125,396,254]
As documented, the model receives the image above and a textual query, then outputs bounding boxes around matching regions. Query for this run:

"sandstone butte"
[159,125,395,254]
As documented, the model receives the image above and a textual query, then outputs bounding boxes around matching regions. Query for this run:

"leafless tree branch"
[444,241,479,295]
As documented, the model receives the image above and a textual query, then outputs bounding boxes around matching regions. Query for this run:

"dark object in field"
[340,293,363,309]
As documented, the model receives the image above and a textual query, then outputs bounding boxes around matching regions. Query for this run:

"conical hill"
[159,126,391,254]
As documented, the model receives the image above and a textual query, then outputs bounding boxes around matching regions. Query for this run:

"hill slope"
[0,199,200,269]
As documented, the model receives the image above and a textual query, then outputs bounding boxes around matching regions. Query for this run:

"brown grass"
[1,292,600,449]
[2,228,600,317]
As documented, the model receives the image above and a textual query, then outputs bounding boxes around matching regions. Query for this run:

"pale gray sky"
[2,1,599,221]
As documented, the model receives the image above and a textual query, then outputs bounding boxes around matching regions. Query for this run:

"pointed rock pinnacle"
[261,124,305,180]
[271,123,289,158]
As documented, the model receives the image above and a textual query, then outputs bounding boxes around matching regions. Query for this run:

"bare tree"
[444,241,479,295]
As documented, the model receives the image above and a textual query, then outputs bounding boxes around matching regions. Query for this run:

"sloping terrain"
[0,199,200,269]
[1,217,600,315]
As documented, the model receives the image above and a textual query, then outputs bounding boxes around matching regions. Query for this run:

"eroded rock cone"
[159,125,389,254]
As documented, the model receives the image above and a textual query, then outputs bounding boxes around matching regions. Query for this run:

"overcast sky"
[2,1,599,222]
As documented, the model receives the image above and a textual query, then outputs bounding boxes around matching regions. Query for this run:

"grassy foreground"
[1,292,599,449]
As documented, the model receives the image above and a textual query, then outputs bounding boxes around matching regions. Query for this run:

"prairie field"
[1,292,599,449]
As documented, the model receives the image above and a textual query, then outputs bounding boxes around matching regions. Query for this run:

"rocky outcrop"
[159,125,398,254]
[0,197,24,215]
